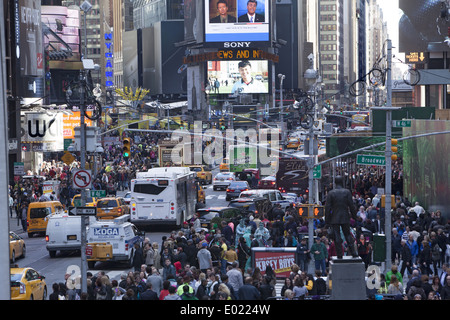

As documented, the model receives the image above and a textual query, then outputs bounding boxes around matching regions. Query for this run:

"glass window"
[133,183,167,195]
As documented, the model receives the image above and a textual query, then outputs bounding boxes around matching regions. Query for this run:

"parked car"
[196,207,242,229]
[213,172,236,191]
[226,181,250,201]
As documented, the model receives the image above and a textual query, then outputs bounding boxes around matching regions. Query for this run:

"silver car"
[213,172,236,191]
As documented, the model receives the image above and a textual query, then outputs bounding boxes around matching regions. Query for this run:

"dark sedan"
[226,181,250,201]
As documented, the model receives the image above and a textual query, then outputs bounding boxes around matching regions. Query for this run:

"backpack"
[432,243,441,261]
[315,278,327,295]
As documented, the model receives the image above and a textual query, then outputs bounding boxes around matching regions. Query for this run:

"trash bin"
[372,233,386,262]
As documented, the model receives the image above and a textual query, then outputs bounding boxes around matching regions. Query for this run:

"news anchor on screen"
[210,0,236,23]
[238,0,265,23]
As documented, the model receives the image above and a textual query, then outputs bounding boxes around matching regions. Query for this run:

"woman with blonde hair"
[387,274,404,295]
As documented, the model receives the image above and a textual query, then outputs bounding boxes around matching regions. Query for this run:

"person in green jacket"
[311,237,328,276]
[385,264,403,286]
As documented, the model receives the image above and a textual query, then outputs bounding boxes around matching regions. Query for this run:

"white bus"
[130,167,197,228]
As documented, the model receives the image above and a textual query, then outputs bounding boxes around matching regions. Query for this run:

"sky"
[377,0,402,54]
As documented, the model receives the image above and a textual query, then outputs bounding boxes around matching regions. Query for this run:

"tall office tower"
[318,0,345,103]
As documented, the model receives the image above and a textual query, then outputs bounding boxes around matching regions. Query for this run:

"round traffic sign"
[73,169,92,189]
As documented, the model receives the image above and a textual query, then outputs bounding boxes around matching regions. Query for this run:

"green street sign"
[313,165,322,179]
[90,190,106,198]
[392,120,411,128]
[356,154,386,166]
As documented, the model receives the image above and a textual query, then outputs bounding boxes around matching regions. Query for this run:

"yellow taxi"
[10,231,26,263]
[286,138,301,149]
[96,197,130,220]
[220,157,229,171]
[27,201,65,238]
[10,267,47,300]
[189,165,213,184]
[71,194,97,207]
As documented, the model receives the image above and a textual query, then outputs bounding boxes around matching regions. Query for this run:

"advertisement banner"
[252,247,297,278]
[63,112,93,139]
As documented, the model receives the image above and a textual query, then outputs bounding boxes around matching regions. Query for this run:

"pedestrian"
[20,203,28,232]
[49,283,60,300]
[386,264,403,286]
[197,242,213,273]
[237,237,251,273]
[140,282,159,300]
[419,240,433,276]
[440,275,450,300]
[310,237,327,276]
[387,274,404,295]
[133,242,145,272]
[238,276,261,300]
[400,239,413,278]
[296,238,310,273]
[293,276,308,300]
[227,261,243,299]
[164,285,181,300]
[146,266,163,297]
[356,234,370,268]
[259,275,275,300]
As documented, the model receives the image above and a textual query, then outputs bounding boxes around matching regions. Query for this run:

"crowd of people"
[8,129,450,301]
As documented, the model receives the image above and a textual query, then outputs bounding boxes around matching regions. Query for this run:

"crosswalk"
[205,194,227,200]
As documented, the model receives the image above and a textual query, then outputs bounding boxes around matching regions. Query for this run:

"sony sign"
[223,42,252,48]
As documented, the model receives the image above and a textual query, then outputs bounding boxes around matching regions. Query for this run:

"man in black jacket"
[140,283,158,300]
[400,239,413,277]
[238,277,261,300]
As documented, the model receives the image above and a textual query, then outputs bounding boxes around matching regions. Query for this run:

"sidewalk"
[9,212,26,235]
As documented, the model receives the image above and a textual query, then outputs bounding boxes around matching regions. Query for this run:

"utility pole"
[384,39,393,271]
[278,74,285,142]
[79,68,89,295]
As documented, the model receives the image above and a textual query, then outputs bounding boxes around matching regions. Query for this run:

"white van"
[45,214,95,258]
[239,189,291,210]
[86,215,144,269]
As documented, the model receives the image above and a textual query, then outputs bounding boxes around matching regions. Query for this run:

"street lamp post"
[304,55,319,259]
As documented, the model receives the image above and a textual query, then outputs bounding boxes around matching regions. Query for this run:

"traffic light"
[219,118,225,130]
[297,205,309,218]
[381,195,395,209]
[123,138,131,158]
[313,206,324,218]
[391,138,398,161]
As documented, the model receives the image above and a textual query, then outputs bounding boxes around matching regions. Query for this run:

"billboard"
[399,0,450,52]
[18,0,44,77]
[207,59,269,94]
[21,113,64,152]
[204,0,270,46]
[252,247,297,278]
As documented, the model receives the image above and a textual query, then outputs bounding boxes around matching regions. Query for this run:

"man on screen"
[238,0,265,23]
[231,60,265,94]
[210,0,236,23]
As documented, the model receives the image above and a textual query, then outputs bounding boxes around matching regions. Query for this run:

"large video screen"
[207,60,269,94]
[204,0,269,44]
[399,0,450,52]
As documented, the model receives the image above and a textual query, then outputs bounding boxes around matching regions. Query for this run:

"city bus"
[130,167,197,228]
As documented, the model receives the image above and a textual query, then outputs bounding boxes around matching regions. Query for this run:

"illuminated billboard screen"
[399,0,450,52]
[206,60,269,94]
[204,0,269,45]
